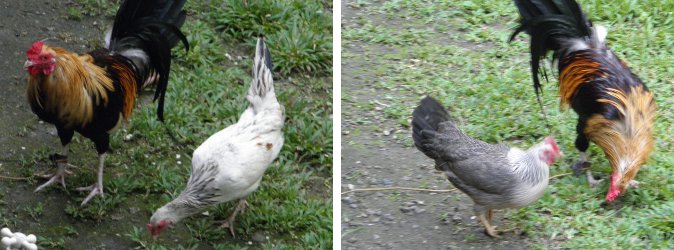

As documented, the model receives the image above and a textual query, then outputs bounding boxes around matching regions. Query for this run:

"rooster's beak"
[24,60,34,69]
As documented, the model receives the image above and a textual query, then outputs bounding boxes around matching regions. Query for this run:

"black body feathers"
[109,0,189,121]
[510,0,593,94]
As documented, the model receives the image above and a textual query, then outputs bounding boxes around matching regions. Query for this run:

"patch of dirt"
[341,1,532,249]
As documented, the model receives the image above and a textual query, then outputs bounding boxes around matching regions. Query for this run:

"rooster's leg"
[218,199,249,237]
[478,213,499,238]
[76,153,106,206]
[487,209,493,224]
[34,145,74,192]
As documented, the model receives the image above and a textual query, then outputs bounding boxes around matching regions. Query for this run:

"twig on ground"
[549,172,572,180]
[341,186,457,195]
[0,175,30,181]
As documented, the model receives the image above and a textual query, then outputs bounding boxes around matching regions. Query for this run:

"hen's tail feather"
[510,0,592,94]
[247,38,274,113]
[412,96,452,159]
[108,0,189,121]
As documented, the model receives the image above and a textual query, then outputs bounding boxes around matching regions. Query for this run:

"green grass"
[2,0,332,249]
[343,0,673,248]
[210,0,333,76]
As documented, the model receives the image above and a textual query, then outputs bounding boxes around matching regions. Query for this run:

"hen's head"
[25,41,56,77]
[538,136,562,166]
[148,207,174,240]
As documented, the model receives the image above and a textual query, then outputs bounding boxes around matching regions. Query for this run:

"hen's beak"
[24,60,34,69]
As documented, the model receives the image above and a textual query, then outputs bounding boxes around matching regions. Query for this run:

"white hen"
[148,38,284,239]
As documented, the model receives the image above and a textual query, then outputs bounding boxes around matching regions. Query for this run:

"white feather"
[594,25,607,44]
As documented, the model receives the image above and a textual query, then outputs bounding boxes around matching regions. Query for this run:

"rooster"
[510,0,656,203]
[412,96,561,237]
[24,0,189,205]
[148,38,284,239]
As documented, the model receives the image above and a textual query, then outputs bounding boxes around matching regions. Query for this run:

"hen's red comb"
[544,136,559,152]
[26,41,44,60]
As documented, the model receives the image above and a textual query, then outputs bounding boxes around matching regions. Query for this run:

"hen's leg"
[35,129,76,192]
[478,213,498,238]
[475,206,498,238]
[218,199,249,237]
[77,153,106,206]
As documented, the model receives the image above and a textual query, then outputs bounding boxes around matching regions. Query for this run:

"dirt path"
[340,1,532,249]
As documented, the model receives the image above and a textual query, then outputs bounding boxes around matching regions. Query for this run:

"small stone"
[412,224,420,229]
[128,207,140,214]
[413,207,425,214]
[375,192,384,197]
[252,232,267,242]
[349,204,358,209]
[452,214,462,223]
[347,238,358,243]
[176,154,181,159]
[373,234,380,240]
[202,211,210,216]
[400,206,415,213]
[341,197,354,204]
[383,214,395,221]
[347,184,355,190]
[381,179,393,185]
[383,129,391,136]
[370,217,380,223]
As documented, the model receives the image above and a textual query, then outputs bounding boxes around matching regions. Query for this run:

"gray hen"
[412,96,561,237]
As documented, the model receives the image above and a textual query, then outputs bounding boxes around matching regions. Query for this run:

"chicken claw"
[571,161,591,176]
[76,183,104,206]
[585,169,603,187]
[34,155,75,192]
[217,199,249,237]
[478,214,500,238]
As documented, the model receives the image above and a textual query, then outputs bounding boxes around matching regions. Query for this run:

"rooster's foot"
[34,164,74,192]
[585,169,603,187]
[77,183,104,206]
[571,161,591,176]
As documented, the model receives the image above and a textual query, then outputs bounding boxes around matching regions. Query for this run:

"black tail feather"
[510,0,592,94]
[109,0,189,121]
[412,96,452,153]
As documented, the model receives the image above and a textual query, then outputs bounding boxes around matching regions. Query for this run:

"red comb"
[544,136,558,152]
[26,41,44,60]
